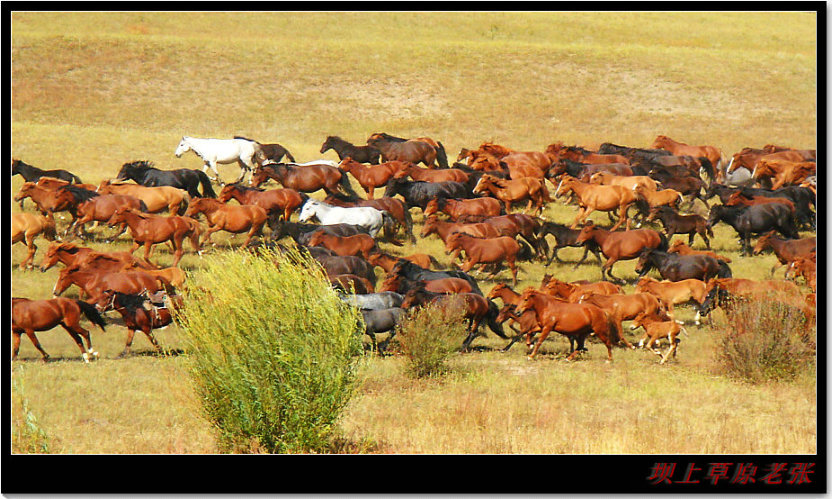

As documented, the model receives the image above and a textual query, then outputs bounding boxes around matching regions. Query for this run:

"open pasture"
[10,11,817,454]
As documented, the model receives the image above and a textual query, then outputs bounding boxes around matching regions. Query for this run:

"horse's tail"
[401,204,416,243]
[284,149,297,163]
[698,157,715,182]
[75,300,107,331]
[485,300,509,339]
[435,141,449,168]
[70,173,83,184]
[657,231,669,252]
[706,224,715,239]
[338,171,360,198]
[517,239,535,261]
[197,171,216,198]
[233,135,260,144]
[540,180,554,203]
[604,311,623,347]
[717,260,732,279]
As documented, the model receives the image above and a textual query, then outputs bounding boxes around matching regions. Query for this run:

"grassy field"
[10,11,817,454]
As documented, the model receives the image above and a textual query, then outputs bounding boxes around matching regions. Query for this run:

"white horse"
[720,158,755,187]
[174,136,260,185]
[298,199,388,238]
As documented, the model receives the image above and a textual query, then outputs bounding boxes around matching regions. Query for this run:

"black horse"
[370,132,448,168]
[234,136,296,165]
[268,218,371,244]
[320,136,381,164]
[703,182,740,204]
[13,159,83,208]
[536,221,603,267]
[116,160,216,198]
[646,206,713,249]
[390,260,482,296]
[636,249,732,282]
[707,204,799,255]
[383,177,472,211]
[739,185,815,230]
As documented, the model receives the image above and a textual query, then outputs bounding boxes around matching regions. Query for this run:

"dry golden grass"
[11,11,816,454]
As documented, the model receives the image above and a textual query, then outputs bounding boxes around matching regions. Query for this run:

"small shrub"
[714,296,816,383]
[397,298,468,378]
[176,246,364,453]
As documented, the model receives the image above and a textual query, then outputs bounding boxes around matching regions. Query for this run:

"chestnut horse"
[107,207,202,267]
[555,176,636,230]
[338,158,409,199]
[379,273,473,295]
[218,183,307,222]
[630,312,683,364]
[39,242,156,273]
[249,162,359,198]
[515,289,618,362]
[69,193,147,242]
[423,197,503,220]
[751,231,816,277]
[94,289,179,357]
[53,267,164,302]
[445,233,522,286]
[184,197,267,247]
[12,297,107,362]
[420,215,503,244]
[97,180,189,216]
[540,276,621,300]
[394,165,470,184]
[473,174,551,216]
[367,251,443,273]
[307,231,378,259]
[752,159,816,190]
[366,135,438,168]
[574,221,666,282]
[559,146,629,165]
[13,213,57,270]
[570,291,667,349]
[667,240,731,263]
[635,276,709,324]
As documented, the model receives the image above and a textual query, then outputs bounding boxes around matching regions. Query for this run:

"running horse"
[106,207,202,267]
[13,159,83,209]
[320,136,381,164]
[298,199,390,238]
[184,197,268,248]
[174,136,260,185]
[94,289,181,358]
[249,162,359,198]
[574,221,666,283]
[12,297,107,362]
[337,158,409,199]
[367,132,448,168]
[13,213,57,270]
[473,174,551,217]
[366,134,440,168]
[116,160,216,198]
[218,183,307,222]
[554,176,636,230]
[650,135,724,176]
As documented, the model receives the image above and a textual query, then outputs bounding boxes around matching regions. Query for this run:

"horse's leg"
[528,324,553,360]
[61,325,93,362]
[234,160,248,185]
[142,326,163,353]
[243,221,265,248]
[22,329,51,361]
[202,225,222,247]
[12,330,23,360]
[70,324,97,360]
[119,328,137,358]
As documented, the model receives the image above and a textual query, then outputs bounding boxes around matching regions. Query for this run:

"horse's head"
[419,216,440,238]
[94,289,119,313]
[184,197,212,218]
[378,273,401,293]
[650,135,669,149]
[705,205,725,230]
[574,221,596,244]
[472,175,496,196]
[634,248,656,276]
[175,137,191,158]
[444,232,465,254]
[486,283,509,301]
[13,182,36,201]
[423,198,440,217]
[554,174,575,197]
[297,200,319,223]
[307,230,326,248]
[515,289,538,315]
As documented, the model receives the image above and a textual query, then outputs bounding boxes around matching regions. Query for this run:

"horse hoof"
[82,353,90,363]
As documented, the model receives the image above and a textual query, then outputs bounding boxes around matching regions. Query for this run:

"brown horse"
[379,273,472,295]
[218,183,307,222]
[473,174,551,216]
[184,197,267,247]
[94,289,181,357]
[727,149,806,174]
[423,197,503,220]
[667,240,732,263]
[555,176,636,230]
[249,162,358,197]
[650,135,723,172]
[12,297,107,362]
[338,158,409,198]
[724,191,796,214]
[630,312,683,364]
[633,185,683,210]
[559,146,629,165]
[589,171,658,192]
[701,277,807,319]
[635,276,709,324]
[307,231,378,259]
[53,267,165,302]
[13,213,57,270]
[420,215,503,244]
[329,274,376,294]
[366,251,442,272]
[785,256,816,292]
[515,289,617,362]
[752,231,816,276]
[39,242,156,273]
[500,154,548,179]
[540,276,622,300]
[69,193,146,241]
[107,207,202,267]
[570,291,667,349]
[752,159,816,190]
[445,233,521,285]
[97,180,189,216]
[367,135,438,167]
[575,221,666,282]
[394,164,470,184]
[14,182,85,220]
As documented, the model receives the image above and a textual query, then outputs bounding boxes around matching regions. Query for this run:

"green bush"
[397,298,468,378]
[715,296,816,384]
[176,247,363,453]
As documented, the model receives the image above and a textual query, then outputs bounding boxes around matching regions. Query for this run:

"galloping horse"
[667,240,731,263]
[107,207,202,267]
[646,206,713,249]
[235,136,296,165]
[298,199,389,238]
[249,162,359,198]
[379,273,473,295]
[751,231,816,277]
[218,183,307,222]
[324,192,414,242]
[515,289,618,362]
[473,174,551,217]
[574,221,666,282]
[320,136,381,164]
[366,134,439,168]
[97,179,189,216]
[184,197,267,248]
[13,213,57,270]
[53,267,165,302]
[650,135,724,174]
[423,197,503,220]
[69,193,147,242]
[94,289,181,357]
[12,297,107,362]
[444,233,522,286]
[13,159,82,209]
[39,242,156,273]
[174,136,260,185]
[555,176,636,230]
[383,177,472,211]
[751,159,817,190]
[307,232,378,259]
[707,204,799,255]
[394,164,470,184]
[337,158,409,198]
[635,276,709,324]
[116,160,216,198]
[367,132,448,168]
[635,249,732,282]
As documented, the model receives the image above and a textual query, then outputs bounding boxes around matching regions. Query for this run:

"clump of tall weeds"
[397,298,468,378]
[176,246,363,453]
[714,295,815,384]
[12,371,51,454]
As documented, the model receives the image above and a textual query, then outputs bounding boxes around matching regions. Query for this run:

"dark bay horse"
[249,162,359,198]
[12,297,107,362]
[116,160,216,198]
[367,134,440,168]
[13,159,82,209]
[320,136,381,164]
[94,289,180,357]
[383,177,472,211]
[234,136,296,164]
[635,249,732,282]
[706,204,799,255]
[368,132,448,168]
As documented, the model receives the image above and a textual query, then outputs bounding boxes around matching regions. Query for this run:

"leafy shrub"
[715,296,816,383]
[397,298,468,378]
[176,246,363,453]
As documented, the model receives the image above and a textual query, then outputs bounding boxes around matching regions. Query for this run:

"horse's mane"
[227,182,264,192]
[59,185,99,202]
[112,291,149,315]
[123,160,155,170]
[374,132,407,142]
[233,136,259,143]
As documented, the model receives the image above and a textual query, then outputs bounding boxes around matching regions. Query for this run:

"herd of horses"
[12,133,818,365]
